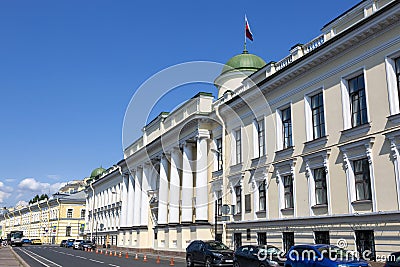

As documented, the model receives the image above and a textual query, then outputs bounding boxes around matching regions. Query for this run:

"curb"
[9,247,30,267]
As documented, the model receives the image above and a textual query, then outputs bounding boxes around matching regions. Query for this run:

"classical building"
[0,192,86,244]
[86,0,400,258]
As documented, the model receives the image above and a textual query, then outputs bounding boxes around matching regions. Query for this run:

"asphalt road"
[13,245,186,267]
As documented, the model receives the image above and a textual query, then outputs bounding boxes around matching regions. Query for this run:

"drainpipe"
[37,201,42,241]
[56,197,61,244]
[90,183,95,242]
[215,101,227,245]
[28,206,32,239]
[113,164,123,247]
[46,199,51,244]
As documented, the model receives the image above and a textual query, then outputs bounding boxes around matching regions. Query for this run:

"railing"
[275,54,293,71]
[304,34,325,54]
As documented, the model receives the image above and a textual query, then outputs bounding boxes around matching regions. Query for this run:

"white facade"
[85,0,400,257]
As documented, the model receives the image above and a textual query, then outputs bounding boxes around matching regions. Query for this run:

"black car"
[385,252,400,267]
[78,240,96,251]
[186,240,234,267]
[234,245,285,267]
[60,240,67,247]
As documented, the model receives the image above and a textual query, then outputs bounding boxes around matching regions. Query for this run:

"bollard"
[100,250,103,254]
[143,254,148,262]
[119,251,122,258]
[125,252,129,259]
[96,249,98,254]
[135,253,139,260]
[169,257,175,266]
[156,255,161,264]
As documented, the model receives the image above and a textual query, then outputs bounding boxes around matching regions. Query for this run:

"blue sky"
[0,0,360,207]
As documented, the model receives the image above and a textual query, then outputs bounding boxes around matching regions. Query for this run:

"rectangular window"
[349,74,368,127]
[283,175,293,209]
[257,119,265,157]
[235,186,242,214]
[259,181,266,211]
[217,191,222,216]
[235,130,242,164]
[354,158,372,201]
[67,209,73,218]
[314,231,330,244]
[246,229,251,240]
[80,209,85,219]
[216,138,223,171]
[66,226,71,237]
[311,92,325,139]
[283,232,294,253]
[282,107,292,149]
[395,57,400,108]
[314,168,327,205]
[355,230,375,260]
[245,194,251,212]
[257,232,267,246]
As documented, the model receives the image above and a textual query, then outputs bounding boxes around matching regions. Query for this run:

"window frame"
[67,208,73,219]
[281,107,293,149]
[353,158,372,201]
[235,129,242,164]
[235,185,242,215]
[349,74,368,127]
[216,138,223,171]
[310,92,326,139]
[314,168,328,205]
[259,181,266,211]
[283,175,294,209]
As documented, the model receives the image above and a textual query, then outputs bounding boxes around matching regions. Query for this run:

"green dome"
[221,50,266,75]
[90,167,106,178]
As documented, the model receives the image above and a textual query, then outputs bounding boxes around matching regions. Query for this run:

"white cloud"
[5,178,16,183]
[0,191,11,204]
[0,178,67,206]
[17,178,67,201]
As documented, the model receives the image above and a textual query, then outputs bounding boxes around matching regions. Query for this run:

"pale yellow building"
[0,192,86,245]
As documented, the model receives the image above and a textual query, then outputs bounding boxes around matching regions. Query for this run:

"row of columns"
[157,137,209,225]
[119,136,209,228]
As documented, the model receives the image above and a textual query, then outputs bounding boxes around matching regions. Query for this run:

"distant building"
[0,192,86,244]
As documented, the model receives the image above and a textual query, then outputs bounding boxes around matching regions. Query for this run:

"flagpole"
[244,15,247,53]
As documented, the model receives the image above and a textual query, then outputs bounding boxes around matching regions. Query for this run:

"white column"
[181,143,194,223]
[120,174,129,227]
[126,172,135,227]
[158,155,169,225]
[133,168,142,226]
[140,164,149,226]
[196,137,209,222]
[169,147,181,224]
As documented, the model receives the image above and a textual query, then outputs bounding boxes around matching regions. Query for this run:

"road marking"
[17,248,62,267]
[108,264,120,267]
[89,259,104,264]
[66,253,74,256]
[76,255,87,259]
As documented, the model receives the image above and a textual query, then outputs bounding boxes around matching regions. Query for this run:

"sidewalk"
[0,246,29,267]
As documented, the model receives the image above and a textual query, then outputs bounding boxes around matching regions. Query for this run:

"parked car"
[285,245,369,267]
[186,240,234,267]
[65,239,75,248]
[73,239,84,250]
[60,240,67,247]
[31,239,42,245]
[234,245,285,267]
[384,252,400,267]
[22,238,31,244]
[78,240,96,251]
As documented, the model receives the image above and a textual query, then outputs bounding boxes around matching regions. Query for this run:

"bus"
[7,231,24,246]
